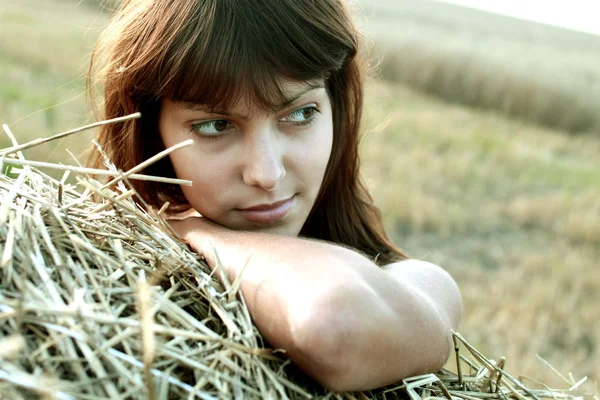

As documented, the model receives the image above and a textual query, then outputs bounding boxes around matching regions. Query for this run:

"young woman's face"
[159,80,334,236]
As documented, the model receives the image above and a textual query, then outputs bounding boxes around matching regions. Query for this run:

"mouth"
[237,195,296,224]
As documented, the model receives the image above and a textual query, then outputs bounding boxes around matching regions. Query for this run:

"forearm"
[184,221,378,368]
[176,219,462,391]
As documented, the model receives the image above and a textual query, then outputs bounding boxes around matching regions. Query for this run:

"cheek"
[288,118,334,196]
[312,138,332,182]
[169,150,233,216]
[181,185,218,216]
[311,118,334,177]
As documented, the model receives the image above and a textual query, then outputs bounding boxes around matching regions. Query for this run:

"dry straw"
[0,116,594,399]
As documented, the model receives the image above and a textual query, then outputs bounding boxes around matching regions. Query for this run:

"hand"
[168,217,216,255]
[169,216,218,261]
[169,216,208,243]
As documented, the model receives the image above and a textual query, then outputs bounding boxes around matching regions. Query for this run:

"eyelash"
[190,106,321,140]
[286,106,320,126]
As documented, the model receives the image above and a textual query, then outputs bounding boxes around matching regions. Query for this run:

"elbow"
[410,260,464,331]
[285,280,380,391]
[288,319,367,392]
[400,260,463,371]
[286,262,463,392]
[286,280,403,392]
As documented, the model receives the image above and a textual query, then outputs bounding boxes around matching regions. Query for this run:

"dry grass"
[0,118,594,399]
[357,0,600,134]
[1,0,599,398]
[373,40,600,134]
[0,156,309,398]
[501,191,600,246]
[361,81,600,392]
[0,0,106,162]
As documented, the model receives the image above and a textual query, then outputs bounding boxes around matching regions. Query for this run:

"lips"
[237,195,295,224]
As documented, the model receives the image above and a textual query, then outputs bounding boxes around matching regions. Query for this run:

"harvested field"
[0,120,594,399]
[1,0,599,398]
[358,0,600,134]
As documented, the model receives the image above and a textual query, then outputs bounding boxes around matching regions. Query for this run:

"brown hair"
[88,0,407,264]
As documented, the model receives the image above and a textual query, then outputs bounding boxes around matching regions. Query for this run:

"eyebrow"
[178,82,326,118]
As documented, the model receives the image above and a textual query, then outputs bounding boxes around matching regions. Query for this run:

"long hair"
[88,0,407,265]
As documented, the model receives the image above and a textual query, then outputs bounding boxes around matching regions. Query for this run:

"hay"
[0,118,594,399]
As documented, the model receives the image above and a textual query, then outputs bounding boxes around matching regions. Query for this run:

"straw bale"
[0,120,593,399]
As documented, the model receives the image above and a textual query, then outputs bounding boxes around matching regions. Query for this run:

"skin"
[160,80,463,392]
[159,80,333,236]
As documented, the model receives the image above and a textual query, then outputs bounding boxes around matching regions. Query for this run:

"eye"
[281,106,320,125]
[190,119,232,137]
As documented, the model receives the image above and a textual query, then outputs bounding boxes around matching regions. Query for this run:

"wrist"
[188,220,245,280]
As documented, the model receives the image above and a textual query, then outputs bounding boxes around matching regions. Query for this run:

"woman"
[88,0,463,392]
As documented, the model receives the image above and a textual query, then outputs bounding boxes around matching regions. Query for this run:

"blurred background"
[1,0,598,392]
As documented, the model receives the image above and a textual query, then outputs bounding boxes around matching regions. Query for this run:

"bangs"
[137,0,355,111]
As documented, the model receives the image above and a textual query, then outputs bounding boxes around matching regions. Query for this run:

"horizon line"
[435,0,600,37]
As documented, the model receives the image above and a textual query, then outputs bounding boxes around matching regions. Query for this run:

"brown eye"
[283,106,320,125]
[214,120,229,131]
[301,108,315,119]
[191,119,232,137]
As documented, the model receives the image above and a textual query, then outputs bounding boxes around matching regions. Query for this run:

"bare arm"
[171,217,463,392]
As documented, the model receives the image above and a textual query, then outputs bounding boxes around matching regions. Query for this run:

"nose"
[241,130,286,191]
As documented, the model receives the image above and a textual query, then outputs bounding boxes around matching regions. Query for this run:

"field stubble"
[358,0,600,135]
[1,0,599,394]
[361,82,600,389]
[0,0,103,162]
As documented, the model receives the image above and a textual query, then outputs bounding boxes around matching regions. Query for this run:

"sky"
[437,0,600,36]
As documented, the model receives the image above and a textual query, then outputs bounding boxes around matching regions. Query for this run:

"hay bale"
[0,119,592,399]
[0,162,317,398]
